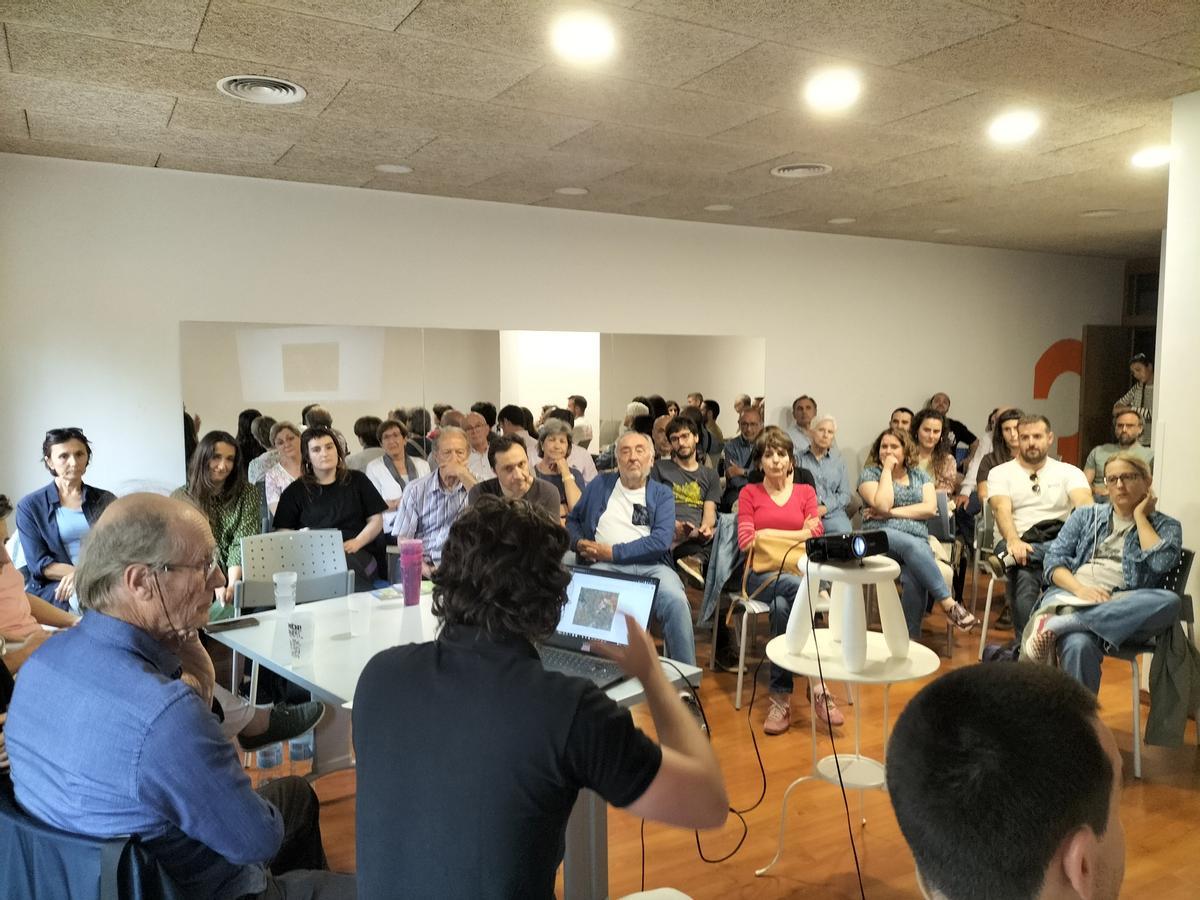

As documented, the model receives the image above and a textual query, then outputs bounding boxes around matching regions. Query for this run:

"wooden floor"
[251,579,1200,898]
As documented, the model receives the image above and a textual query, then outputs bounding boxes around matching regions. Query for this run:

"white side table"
[784,556,910,672]
[756,631,940,876]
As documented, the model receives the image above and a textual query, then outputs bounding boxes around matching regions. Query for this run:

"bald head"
[463,412,490,452]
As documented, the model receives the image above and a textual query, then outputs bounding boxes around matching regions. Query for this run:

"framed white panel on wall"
[235,325,386,402]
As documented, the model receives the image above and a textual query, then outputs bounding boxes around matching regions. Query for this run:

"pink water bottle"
[399,539,424,607]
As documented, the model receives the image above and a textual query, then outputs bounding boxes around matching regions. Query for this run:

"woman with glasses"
[15,428,116,609]
[858,428,978,638]
[172,430,263,612]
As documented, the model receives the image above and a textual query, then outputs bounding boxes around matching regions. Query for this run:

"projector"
[806,531,889,563]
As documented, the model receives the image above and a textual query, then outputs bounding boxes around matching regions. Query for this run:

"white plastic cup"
[273,571,297,618]
[288,611,315,665]
[348,594,370,637]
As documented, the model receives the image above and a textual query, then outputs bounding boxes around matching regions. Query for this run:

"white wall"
[499,330,600,423]
[0,154,1123,498]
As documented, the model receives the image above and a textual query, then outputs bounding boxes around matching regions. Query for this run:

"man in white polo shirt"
[987,414,1092,646]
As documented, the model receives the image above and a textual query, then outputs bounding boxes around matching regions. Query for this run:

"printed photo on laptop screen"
[558,569,656,646]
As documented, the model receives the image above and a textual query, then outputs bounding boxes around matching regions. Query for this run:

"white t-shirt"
[595,481,649,547]
[987,457,1089,538]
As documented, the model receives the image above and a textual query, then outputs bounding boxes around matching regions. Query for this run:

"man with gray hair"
[4,494,352,898]
[391,426,475,572]
[567,432,696,665]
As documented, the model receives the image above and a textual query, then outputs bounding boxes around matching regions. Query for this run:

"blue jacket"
[16,481,115,603]
[1042,505,1181,589]
[567,473,674,566]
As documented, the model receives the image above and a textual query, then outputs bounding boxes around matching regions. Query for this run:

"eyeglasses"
[155,551,221,579]
[1104,472,1144,486]
[1029,472,1041,495]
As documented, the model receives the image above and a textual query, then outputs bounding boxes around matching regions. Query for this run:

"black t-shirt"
[352,625,662,900]
[272,470,387,541]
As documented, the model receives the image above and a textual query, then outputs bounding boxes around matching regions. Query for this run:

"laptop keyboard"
[539,647,625,688]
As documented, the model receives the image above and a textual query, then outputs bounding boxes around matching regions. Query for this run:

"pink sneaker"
[813,689,845,727]
[763,698,791,735]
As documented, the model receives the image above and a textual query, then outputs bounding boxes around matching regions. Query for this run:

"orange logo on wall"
[1033,339,1083,464]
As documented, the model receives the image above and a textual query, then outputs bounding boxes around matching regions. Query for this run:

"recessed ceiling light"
[704,204,734,212]
[216,75,306,105]
[1130,145,1172,169]
[1079,208,1124,218]
[374,164,412,175]
[803,68,862,113]
[550,11,615,65]
[555,186,589,196]
[770,163,833,179]
[933,227,960,234]
[987,109,1040,145]
[827,217,856,225]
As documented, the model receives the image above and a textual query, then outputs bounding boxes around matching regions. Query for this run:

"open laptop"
[538,566,659,689]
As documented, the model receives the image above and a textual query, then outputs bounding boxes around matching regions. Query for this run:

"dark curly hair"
[432,495,570,641]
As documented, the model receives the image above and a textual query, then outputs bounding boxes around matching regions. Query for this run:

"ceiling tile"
[897,21,1200,107]
[533,178,671,212]
[0,134,158,165]
[713,112,950,164]
[1,21,11,73]
[393,136,631,186]
[28,113,296,163]
[0,72,175,129]
[682,40,975,124]
[157,153,374,186]
[973,1,1200,50]
[552,122,778,172]
[1043,123,1174,174]
[400,0,758,88]
[587,159,819,203]
[194,0,541,100]
[1138,28,1200,68]
[634,0,1017,66]
[321,80,596,147]
[493,65,772,137]
[6,25,347,114]
[1,105,26,137]
[250,1,422,31]
[0,0,209,50]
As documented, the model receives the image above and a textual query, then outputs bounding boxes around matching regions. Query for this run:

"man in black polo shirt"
[352,497,727,899]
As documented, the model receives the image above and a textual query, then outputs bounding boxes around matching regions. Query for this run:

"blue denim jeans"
[879,530,951,638]
[745,570,805,694]
[1037,588,1180,693]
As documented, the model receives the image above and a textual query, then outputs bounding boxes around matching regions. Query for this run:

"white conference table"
[207,586,701,900]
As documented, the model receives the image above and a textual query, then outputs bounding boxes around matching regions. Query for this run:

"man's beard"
[1021,446,1047,464]
[1117,434,1137,447]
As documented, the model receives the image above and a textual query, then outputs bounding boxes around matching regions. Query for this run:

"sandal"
[942,600,978,631]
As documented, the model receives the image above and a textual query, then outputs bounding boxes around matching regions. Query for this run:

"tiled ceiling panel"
[1,0,1196,257]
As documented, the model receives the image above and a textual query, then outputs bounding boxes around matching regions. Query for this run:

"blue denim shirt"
[797,448,851,518]
[15,481,115,603]
[5,611,282,897]
[1041,505,1182,589]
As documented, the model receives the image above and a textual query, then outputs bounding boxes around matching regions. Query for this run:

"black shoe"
[238,701,325,752]
[996,606,1013,629]
[713,647,746,674]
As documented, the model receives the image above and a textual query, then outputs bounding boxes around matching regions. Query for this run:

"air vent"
[770,163,833,179]
[217,75,307,105]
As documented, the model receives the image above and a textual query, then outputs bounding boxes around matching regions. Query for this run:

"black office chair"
[0,786,183,900]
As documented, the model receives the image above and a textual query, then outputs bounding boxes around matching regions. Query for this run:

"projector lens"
[852,536,867,557]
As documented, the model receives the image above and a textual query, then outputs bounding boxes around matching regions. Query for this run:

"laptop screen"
[553,566,658,649]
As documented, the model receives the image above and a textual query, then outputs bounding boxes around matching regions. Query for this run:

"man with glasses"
[720,406,763,511]
[391,426,475,573]
[5,494,351,898]
[987,415,1092,647]
[1083,409,1154,500]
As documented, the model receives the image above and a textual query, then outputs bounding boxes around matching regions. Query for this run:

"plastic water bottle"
[288,731,315,761]
[256,742,283,770]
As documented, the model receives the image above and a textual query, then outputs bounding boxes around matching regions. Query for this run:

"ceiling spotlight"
[1079,209,1123,218]
[550,11,615,65]
[1130,145,1172,169]
[804,68,862,113]
[374,164,412,174]
[987,109,1040,145]
[555,186,589,195]
[704,204,734,212]
[827,217,856,225]
[933,227,960,234]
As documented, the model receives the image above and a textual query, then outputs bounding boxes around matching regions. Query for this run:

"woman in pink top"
[1,541,76,670]
[736,427,841,735]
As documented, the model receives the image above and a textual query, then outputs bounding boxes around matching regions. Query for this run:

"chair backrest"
[0,786,183,900]
[1161,548,1195,624]
[255,481,272,534]
[926,491,954,542]
[234,531,354,610]
[974,502,997,550]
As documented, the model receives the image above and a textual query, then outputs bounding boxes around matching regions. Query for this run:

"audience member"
[498,404,539,457]
[1114,353,1153,446]
[470,400,498,430]
[567,394,593,449]
[533,419,584,524]
[303,405,349,456]
[652,414,672,458]
[858,428,977,637]
[183,408,198,468]
[567,432,696,666]
[987,414,1092,644]
[235,408,266,476]
[431,403,453,426]
[246,415,279,484]
[665,399,680,418]
[542,408,599,482]
[622,400,650,435]
[787,395,817,455]
[652,416,720,564]
[273,426,387,585]
[16,427,115,610]
[927,392,978,463]
[172,430,263,610]
[264,421,303,515]
[702,398,724,445]
[391,427,475,572]
[346,415,385,472]
[887,664,1125,900]
[956,405,1001,510]
[440,409,466,431]
[353,496,725,898]
[797,414,852,534]
[889,407,914,433]
[463,411,497,481]
[5,494,352,898]
[467,436,561,521]
[720,405,763,511]
[686,391,704,409]
[1026,454,1184,695]
[734,394,752,416]
[1,540,76,670]
[406,408,435,459]
[644,395,669,421]
[680,406,716,465]
[911,408,960,495]
[365,419,431,534]
[976,407,1022,504]
[1084,410,1154,499]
